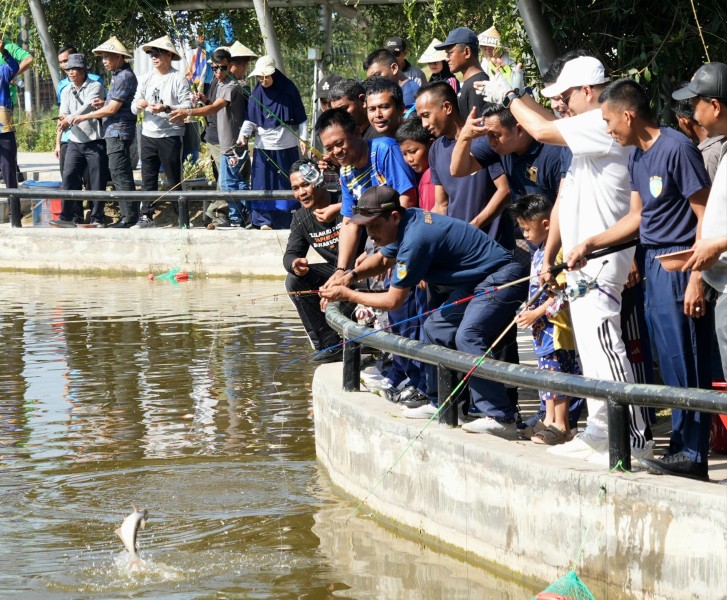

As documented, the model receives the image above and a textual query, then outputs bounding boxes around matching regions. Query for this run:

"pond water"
[0,274,539,598]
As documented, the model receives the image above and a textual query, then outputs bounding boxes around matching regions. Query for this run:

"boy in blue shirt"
[568,78,712,480]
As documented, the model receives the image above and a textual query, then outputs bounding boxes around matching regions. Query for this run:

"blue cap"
[434,27,479,50]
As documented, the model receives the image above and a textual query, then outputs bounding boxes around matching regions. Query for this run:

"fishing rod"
[346,274,548,522]
[285,238,641,367]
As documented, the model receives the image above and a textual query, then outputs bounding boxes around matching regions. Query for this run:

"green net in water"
[532,570,597,600]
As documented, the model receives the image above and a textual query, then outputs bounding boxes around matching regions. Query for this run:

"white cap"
[249,55,276,77]
[540,56,610,98]
[418,39,447,64]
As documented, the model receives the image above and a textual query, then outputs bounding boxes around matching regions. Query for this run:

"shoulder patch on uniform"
[396,261,408,280]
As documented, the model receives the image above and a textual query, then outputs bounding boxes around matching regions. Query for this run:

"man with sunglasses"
[320,185,528,436]
[479,55,652,462]
[131,36,192,227]
[171,47,250,226]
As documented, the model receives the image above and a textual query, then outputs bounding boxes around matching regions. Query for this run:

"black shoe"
[639,451,708,481]
[50,219,76,228]
[312,346,344,364]
[398,386,429,408]
[109,220,132,228]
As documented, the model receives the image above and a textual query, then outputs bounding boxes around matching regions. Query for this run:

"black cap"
[434,27,479,50]
[672,62,727,100]
[350,186,401,224]
[316,74,343,99]
[384,36,405,54]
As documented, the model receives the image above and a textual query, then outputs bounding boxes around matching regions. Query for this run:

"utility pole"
[252,0,284,72]
[517,0,559,76]
[27,0,60,90]
[19,15,33,119]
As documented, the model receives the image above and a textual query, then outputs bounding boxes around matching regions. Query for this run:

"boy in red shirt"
[395,117,435,210]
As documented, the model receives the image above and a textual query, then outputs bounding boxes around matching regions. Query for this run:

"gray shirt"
[216,77,247,155]
[131,68,192,139]
[59,78,105,143]
[699,135,726,182]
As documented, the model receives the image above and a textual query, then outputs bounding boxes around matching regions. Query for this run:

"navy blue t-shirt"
[471,138,563,202]
[380,208,512,289]
[630,127,711,246]
[430,136,505,222]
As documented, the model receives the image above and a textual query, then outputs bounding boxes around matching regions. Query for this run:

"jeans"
[219,153,249,224]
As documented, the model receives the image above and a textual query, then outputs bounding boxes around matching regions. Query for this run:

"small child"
[511,193,580,445]
[395,117,435,211]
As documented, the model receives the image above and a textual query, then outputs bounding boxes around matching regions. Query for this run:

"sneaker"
[86,220,103,228]
[398,386,429,409]
[587,441,654,466]
[260,224,273,230]
[311,346,343,364]
[547,432,608,460]
[50,218,76,228]
[109,220,133,228]
[245,223,256,230]
[461,416,518,439]
[402,403,438,419]
[132,216,154,228]
[639,451,709,481]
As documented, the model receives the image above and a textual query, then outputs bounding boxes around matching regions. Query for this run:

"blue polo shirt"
[380,208,512,289]
[340,136,416,217]
[471,137,563,202]
[629,127,711,246]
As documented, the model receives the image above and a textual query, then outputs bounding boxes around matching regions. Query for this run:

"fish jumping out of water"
[115,506,149,570]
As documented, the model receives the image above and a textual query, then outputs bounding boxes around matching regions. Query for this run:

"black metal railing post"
[342,341,360,392]
[607,398,631,470]
[438,365,457,426]
[178,194,189,229]
[9,195,21,227]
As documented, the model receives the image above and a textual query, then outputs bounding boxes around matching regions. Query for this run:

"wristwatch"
[163,105,171,113]
[502,89,524,109]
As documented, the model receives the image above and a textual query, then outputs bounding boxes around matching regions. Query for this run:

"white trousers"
[567,276,650,449]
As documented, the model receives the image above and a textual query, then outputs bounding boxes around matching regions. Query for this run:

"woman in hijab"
[237,55,308,229]
[418,40,459,94]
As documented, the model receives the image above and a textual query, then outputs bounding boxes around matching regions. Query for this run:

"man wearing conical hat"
[477,26,518,86]
[70,36,139,227]
[131,35,192,227]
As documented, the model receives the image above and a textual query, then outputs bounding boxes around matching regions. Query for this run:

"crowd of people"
[1,26,726,482]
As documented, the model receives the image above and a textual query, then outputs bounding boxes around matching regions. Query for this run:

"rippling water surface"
[0,274,538,599]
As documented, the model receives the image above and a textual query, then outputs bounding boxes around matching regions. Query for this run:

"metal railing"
[0,188,296,228]
[326,302,727,470]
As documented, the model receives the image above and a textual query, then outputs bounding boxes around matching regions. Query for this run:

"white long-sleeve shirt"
[239,119,308,150]
[131,68,192,138]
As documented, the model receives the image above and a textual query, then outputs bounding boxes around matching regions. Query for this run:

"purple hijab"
[247,70,307,129]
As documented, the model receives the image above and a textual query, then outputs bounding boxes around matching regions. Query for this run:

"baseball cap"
[540,56,610,98]
[385,36,405,54]
[316,74,343,99]
[434,27,479,50]
[350,186,401,225]
[64,54,87,70]
[249,55,276,78]
[672,62,727,100]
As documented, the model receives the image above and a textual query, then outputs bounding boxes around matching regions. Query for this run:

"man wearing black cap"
[384,35,425,87]
[434,27,488,119]
[320,186,528,437]
[677,63,727,391]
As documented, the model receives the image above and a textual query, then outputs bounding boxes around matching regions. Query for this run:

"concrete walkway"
[312,363,727,599]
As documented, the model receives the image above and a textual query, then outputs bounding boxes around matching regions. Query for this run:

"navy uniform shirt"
[472,137,563,202]
[380,208,512,289]
[103,64,138,141]
[629,127,711,246]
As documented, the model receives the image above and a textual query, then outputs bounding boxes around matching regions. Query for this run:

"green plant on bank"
[182,145,214,182]
[14,110,58,152]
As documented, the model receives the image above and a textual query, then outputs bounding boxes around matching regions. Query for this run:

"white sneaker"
[588,440,655,466]
[402,403,438,419]
[132,216,154,228]
[461,417,518,439]
[547,432,607,460]
[260,224,273,230]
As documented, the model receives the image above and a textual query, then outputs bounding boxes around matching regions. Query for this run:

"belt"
[0,106,14,133]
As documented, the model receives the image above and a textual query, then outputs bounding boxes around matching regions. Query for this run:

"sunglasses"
[561,87,582,106]
[352,202,396,216]
[146,50,162,58]
[211,65,228,72]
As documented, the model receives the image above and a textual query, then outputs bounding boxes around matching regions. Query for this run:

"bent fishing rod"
[285,238,640,367]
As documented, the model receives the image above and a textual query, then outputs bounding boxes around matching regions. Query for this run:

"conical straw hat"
[418,39,447,64]
[478,26,503,48]
[92,36,132,58]
[141,35,182,61]
[228,41,258,59]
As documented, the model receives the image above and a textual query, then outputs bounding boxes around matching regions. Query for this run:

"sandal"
[532,425,567,446]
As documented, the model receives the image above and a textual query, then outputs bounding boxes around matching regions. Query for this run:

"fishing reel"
[298,162,325,189]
